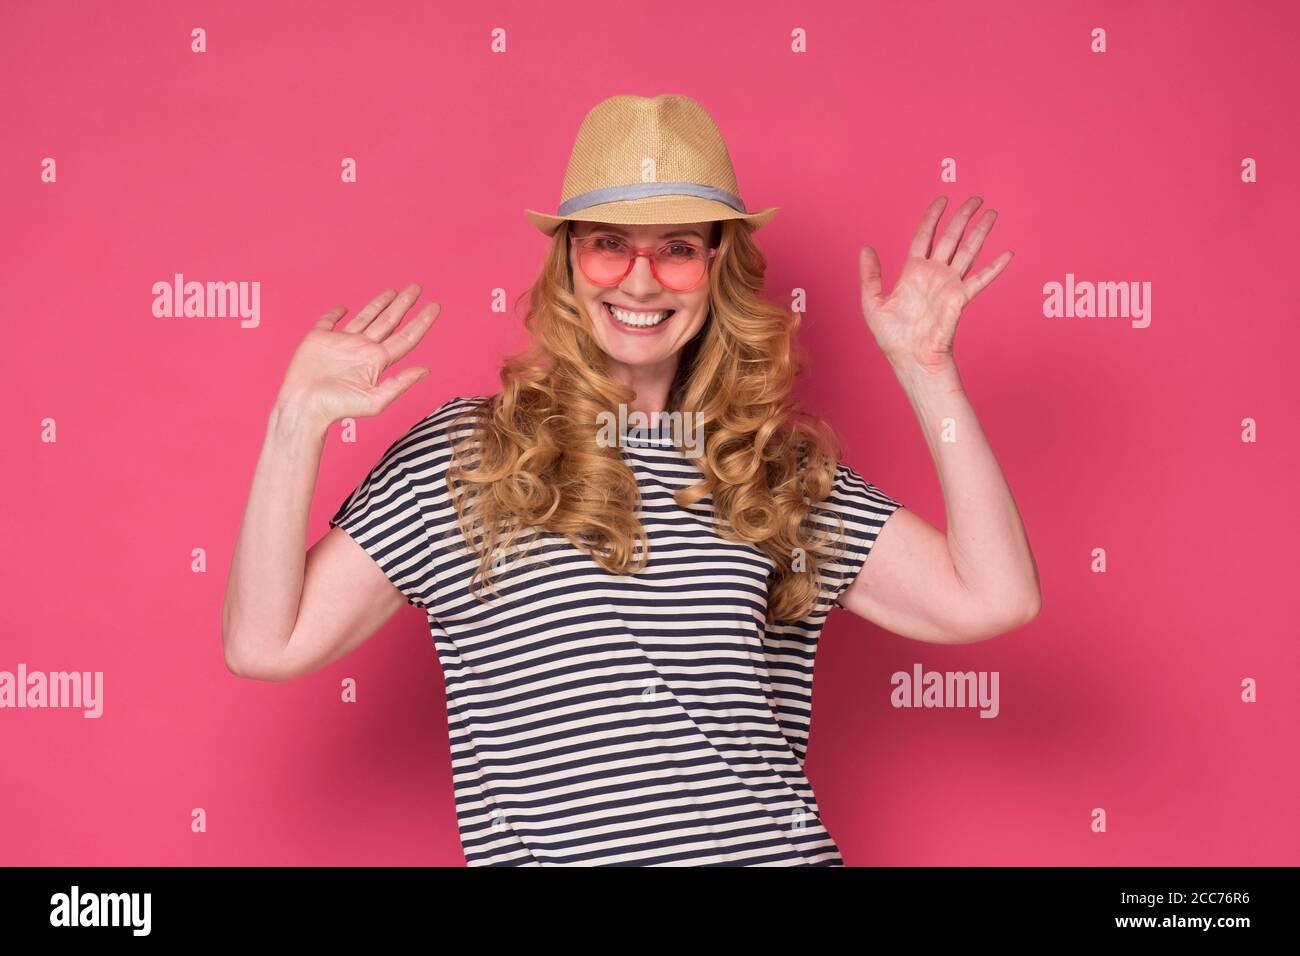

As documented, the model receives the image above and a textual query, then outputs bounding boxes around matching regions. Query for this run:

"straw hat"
[525,93,779,237]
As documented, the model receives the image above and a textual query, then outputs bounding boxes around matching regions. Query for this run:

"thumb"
[859,245,883,306]
[369,365,430,410]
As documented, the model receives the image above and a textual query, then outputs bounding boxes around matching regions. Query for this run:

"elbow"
[220,604,248,677]
[222,639,258,680]
[222,628,276,682]
[951,587,1042,644]
[221,596,296,680]
[1021,587,1043,625]
[997,586,1043,633]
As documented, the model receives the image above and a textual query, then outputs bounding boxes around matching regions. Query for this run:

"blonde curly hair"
[446,218,845,624]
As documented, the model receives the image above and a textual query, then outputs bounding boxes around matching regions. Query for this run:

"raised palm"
[860,195,1013,374]
[277,282,439,427]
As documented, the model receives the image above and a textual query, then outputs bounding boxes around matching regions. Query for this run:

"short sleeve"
[806,462,904,617]
[328,403,468,611]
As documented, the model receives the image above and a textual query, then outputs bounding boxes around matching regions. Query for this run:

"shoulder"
[388,394,489,453]
[808,461,903,536]
[417,394,491,437]
[826,461,900,510]
[363,395,491,484]
[790,429,899,519]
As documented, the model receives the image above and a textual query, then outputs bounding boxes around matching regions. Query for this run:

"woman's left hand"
[859,194,1013,376]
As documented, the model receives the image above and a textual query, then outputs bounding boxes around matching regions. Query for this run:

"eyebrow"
[581,223,708,242]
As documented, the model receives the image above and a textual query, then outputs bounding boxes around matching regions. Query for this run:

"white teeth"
[607,303,672,328]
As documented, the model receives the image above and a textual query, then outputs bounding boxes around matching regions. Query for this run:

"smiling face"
[569,220,717,382]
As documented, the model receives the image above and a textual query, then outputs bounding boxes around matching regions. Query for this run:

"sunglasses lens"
[578,237,631,284]
[656,243,707,290]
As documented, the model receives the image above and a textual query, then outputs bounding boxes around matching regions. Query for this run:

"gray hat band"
[557,181,748,216]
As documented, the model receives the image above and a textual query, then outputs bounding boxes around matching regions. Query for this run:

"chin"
[596,339,675,367]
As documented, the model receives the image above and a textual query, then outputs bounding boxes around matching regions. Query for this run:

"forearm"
[221,401,329,671]
[891,358,1040,620]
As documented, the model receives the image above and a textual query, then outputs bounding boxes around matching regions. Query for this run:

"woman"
[221,94,1040,866]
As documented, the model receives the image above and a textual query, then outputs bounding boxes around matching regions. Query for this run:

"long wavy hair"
[445,217,846,624]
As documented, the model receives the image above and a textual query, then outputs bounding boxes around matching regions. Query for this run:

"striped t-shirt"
[329,395,902,866]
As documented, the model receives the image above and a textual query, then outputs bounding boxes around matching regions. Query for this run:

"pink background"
[2,0,1296,866]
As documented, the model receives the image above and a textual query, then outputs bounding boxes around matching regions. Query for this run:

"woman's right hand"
[274,282,439,429]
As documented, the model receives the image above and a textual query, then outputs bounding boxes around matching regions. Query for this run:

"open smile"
[603,301,677,334]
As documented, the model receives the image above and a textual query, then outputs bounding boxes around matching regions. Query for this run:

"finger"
[951,209,997,277]
[859,245,884,307]
[316,306,347,331]
[962,249,1013,299]
[380,300,440,367]
[932,195,984,264]
[366,365,430,413]
[342,287,400,335]
[365,281,422,341]
[907,195,949,259]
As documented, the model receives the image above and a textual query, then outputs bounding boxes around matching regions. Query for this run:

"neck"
[607,355,678,417]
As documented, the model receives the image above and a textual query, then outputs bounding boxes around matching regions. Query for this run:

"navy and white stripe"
[330,396,902,866]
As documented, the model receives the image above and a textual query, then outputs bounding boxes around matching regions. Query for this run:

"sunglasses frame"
[569,229,718,292]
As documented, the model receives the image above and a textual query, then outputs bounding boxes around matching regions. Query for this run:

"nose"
[621,251,662,295]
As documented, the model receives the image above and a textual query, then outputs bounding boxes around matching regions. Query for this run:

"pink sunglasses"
[569,230,718,292]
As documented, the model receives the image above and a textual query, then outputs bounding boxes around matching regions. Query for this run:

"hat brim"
[525,195,779,237]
